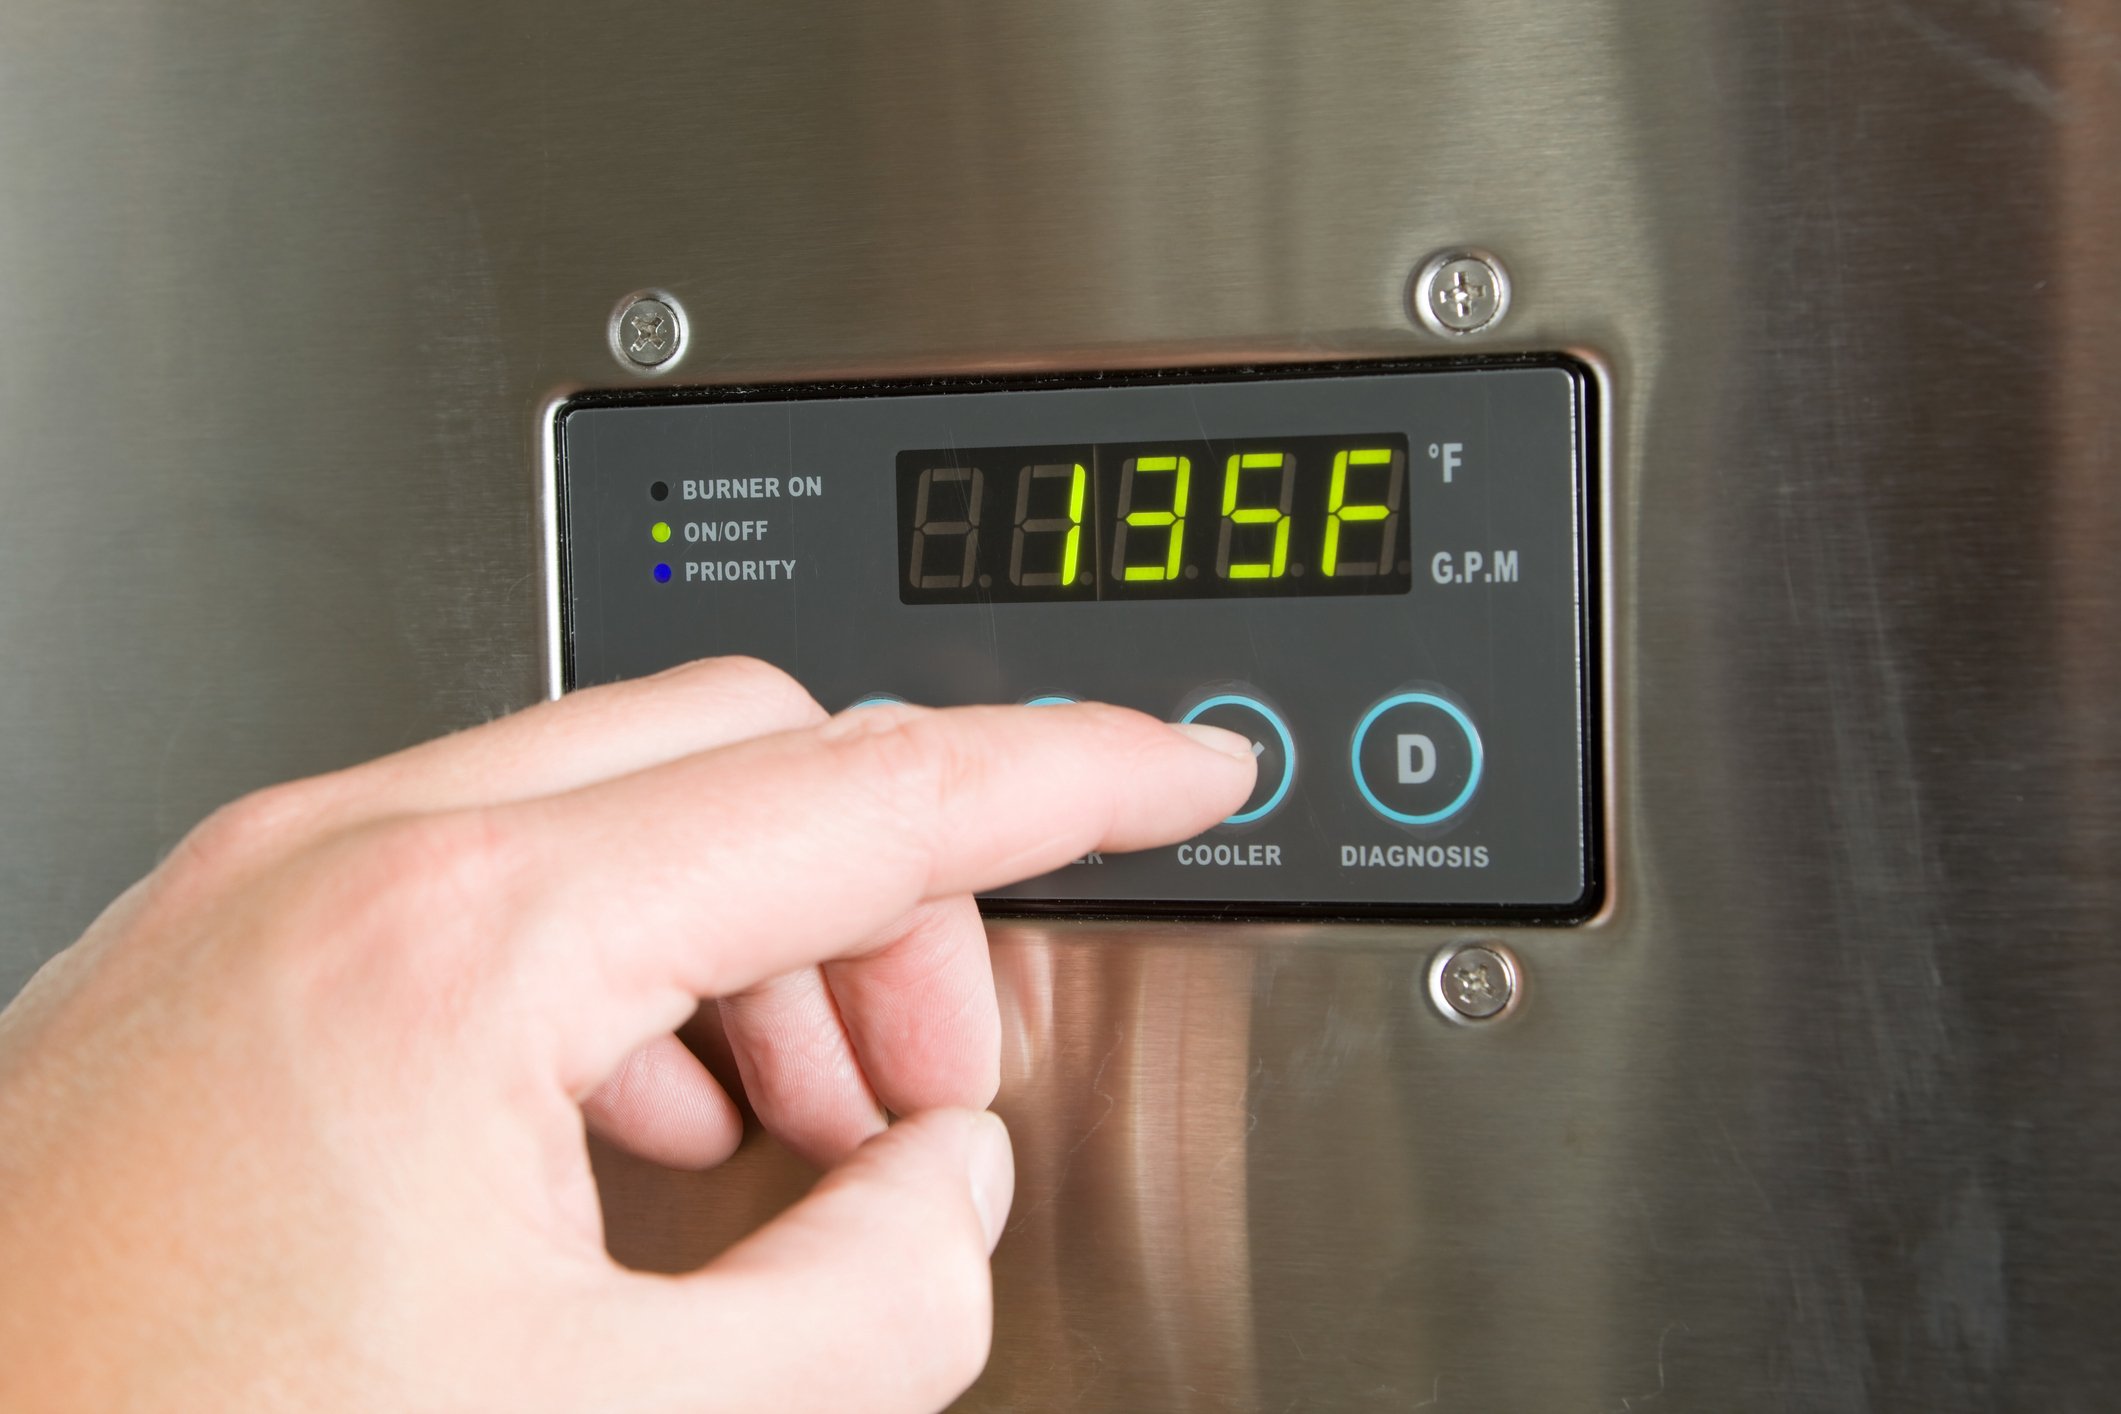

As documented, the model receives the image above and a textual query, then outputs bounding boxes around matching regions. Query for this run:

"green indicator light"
[651,521,672,543]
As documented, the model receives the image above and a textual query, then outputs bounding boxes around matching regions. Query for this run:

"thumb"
[611,1108,1015,1414]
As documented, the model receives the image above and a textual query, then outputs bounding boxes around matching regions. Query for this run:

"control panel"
[558,360,1597,918]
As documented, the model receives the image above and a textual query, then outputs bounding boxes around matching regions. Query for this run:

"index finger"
[491,702,1255,1093]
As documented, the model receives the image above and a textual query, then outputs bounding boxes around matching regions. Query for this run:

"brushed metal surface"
[3,2,2117,1410]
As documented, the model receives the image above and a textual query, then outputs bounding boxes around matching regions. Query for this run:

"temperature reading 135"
[895,434,1412,604]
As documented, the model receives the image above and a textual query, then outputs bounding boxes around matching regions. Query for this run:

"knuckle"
[1096,699,1160,738]
[174,778,335,881]
[699,655,825,723]
[826,716,981,881]
[1070,699,1141,732]
[824,708,946,803]
[861,712,984,813]
[281,810,516,999]
[349,809,513,913]
[1071,700,1163,758]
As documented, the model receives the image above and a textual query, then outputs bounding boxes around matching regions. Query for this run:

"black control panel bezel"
[555,354,1604,926]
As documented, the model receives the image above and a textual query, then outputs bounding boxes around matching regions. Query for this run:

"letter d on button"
[1397,733,1437,785]
[1352,692,1483,826]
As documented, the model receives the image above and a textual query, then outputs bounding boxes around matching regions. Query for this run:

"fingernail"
[966,1111,1015,1253]
[1171,721,1258,761]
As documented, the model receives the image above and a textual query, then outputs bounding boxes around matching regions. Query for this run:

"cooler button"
[1180,694,1296,826]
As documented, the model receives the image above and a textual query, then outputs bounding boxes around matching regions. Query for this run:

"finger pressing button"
[1179,694,1296,825]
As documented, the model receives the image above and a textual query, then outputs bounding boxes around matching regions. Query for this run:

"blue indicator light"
[653,563,672,583]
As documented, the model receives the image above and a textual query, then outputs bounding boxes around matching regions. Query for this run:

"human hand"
[0,659,1255,1412]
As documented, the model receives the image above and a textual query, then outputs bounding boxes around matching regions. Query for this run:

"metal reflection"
[985,932,1259,1410]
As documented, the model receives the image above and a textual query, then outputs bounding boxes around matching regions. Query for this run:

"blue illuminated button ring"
[1351,693,1484,827]
[1180,694,1297,826]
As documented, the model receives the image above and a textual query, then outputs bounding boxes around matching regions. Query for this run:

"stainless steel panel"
[3,2,2116,1409]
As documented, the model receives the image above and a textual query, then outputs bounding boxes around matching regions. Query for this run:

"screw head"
[1411,250,1510,336]
[1431,943,1517,1021]
[613,294,684,370]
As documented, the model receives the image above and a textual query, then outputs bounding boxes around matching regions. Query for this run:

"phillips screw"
[1411,250,1511,336]
[1431,943,1518,1021]
[612,293,685,371]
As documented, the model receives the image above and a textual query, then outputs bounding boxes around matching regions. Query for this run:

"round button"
[1350,693,1483,825]
[846,694,905,710]
[1180,694,1296,825]
[1022,694,1078,707]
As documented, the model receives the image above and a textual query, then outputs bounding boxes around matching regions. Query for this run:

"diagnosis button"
[1351,693,1484,826]
[1181,694,1295,826]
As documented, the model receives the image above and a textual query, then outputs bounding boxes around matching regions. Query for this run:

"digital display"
[895,435,1411,603]
[560,359,1596,917]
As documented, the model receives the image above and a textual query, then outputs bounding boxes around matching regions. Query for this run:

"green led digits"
[1009,463,1087,587]
[1217,451,1293,580]
[1322,447,1407,578]
[897,433,1408,604]
[1115,454,1190,582]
